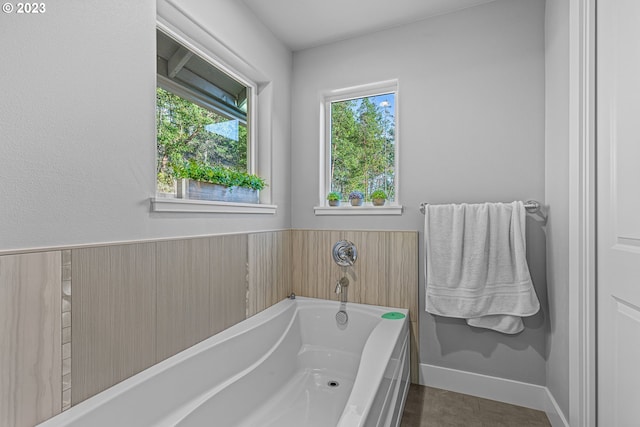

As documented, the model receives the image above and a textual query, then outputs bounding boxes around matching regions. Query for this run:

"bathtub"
[38,297,410,427]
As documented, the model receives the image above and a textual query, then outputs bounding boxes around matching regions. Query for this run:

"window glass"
[156,29,252,195]
[329,92,396,202]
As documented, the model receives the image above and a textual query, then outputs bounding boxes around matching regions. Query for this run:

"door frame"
[568,0,596,425]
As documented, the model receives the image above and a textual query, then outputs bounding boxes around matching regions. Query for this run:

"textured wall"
[544,0,571,417]
[0,0,292,252]
[291,0,547,385]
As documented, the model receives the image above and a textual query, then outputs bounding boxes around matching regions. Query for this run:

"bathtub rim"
[337,308,409,427]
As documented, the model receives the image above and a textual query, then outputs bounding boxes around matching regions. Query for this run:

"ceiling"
[241,0,499,51]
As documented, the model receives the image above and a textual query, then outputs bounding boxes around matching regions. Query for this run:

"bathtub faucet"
[335,276,349,303]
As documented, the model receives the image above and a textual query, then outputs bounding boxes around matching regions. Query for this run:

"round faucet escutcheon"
[332,240,357,267]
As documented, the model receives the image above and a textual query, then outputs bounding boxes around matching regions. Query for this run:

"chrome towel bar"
[419,200,541,215]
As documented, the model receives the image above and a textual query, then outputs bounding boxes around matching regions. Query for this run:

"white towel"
[424,201,540,334]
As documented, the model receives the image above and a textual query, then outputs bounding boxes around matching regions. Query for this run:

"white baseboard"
[544,387,570,427]
[419,364,569,427]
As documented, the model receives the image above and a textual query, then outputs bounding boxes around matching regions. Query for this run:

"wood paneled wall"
[156,238,211,361]
[247,231,291,317]
[0,252,62,427]
[155,235,249,360]
[2,228,419,425]
[71,231,287,405]
[209,234,250,334]
[72,243,158,404]
[291,230,419,382]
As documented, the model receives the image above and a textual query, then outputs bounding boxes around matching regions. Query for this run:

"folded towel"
[424,201,540,334]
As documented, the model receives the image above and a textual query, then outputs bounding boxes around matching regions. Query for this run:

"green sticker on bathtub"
[382,312,405,320]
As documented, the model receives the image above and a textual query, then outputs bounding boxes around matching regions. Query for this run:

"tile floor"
[400,384,552,427]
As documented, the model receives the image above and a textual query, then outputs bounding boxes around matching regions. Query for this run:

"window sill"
[314,204,403,216]
[151,197,277,214]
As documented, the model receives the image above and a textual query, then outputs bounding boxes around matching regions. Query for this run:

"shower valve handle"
[332,240,357,267]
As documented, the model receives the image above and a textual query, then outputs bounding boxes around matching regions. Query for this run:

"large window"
[321,81,399,210]
[155,28,255,196]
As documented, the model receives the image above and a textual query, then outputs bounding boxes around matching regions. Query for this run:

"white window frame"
[151,23,276,214]
[315,79,402,215]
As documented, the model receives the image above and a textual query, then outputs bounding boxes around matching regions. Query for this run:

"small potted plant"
[348,191,364,206]
[371,189,388,206]
[327,191,342,207]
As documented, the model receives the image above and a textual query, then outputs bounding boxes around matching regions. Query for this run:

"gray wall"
[0,0,292,252]
[291,0,547,384]
[544,0,571,416]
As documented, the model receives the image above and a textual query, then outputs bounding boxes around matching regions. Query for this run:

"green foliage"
[330,95,395,201]
[371,189,388,200]
[327,191,342,201]
[156,88,250,190]
[157,171,175,193]
[174,160,265,191]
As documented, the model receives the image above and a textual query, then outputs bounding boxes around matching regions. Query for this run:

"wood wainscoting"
[291,230,419,382]
[71,231,291,405]
[1,228,419,426]
[0,252,62,427]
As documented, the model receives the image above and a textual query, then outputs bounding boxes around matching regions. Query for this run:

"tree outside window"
[156,88,247,193]
[156,28,253,196]
[329,92,396,202]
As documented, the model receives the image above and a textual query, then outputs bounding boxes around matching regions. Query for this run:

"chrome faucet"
[332,240,356,312]
[335,276,349,303]
[332,240,357,267]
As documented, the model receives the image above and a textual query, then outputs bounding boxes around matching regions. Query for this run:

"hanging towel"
[424,201,540,334]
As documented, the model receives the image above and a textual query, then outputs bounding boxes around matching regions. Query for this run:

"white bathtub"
[38,297,410,427]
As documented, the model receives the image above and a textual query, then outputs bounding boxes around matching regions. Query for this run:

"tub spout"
[335,277,349,303]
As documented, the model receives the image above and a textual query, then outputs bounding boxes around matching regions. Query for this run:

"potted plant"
[371,189,388,206]
[348,191,364,206]
[173,160,266,203]
[327,192,342,207]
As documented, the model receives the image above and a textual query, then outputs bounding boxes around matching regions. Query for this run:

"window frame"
[152,24,276,214]
[316,80,402,215]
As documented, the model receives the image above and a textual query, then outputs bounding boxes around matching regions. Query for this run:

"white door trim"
[568,0,596,425]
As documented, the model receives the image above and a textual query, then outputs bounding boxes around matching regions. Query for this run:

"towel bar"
[419,200,541,215]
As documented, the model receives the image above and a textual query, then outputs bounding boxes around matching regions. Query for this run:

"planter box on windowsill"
[177,179,259,204]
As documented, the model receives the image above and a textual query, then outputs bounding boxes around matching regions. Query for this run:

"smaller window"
[321,81,399,209]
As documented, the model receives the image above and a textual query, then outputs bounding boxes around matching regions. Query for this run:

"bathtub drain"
[327,380,340,387]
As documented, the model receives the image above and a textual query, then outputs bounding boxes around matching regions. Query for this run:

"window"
[155,28,256,198]
[317,80,401,214]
